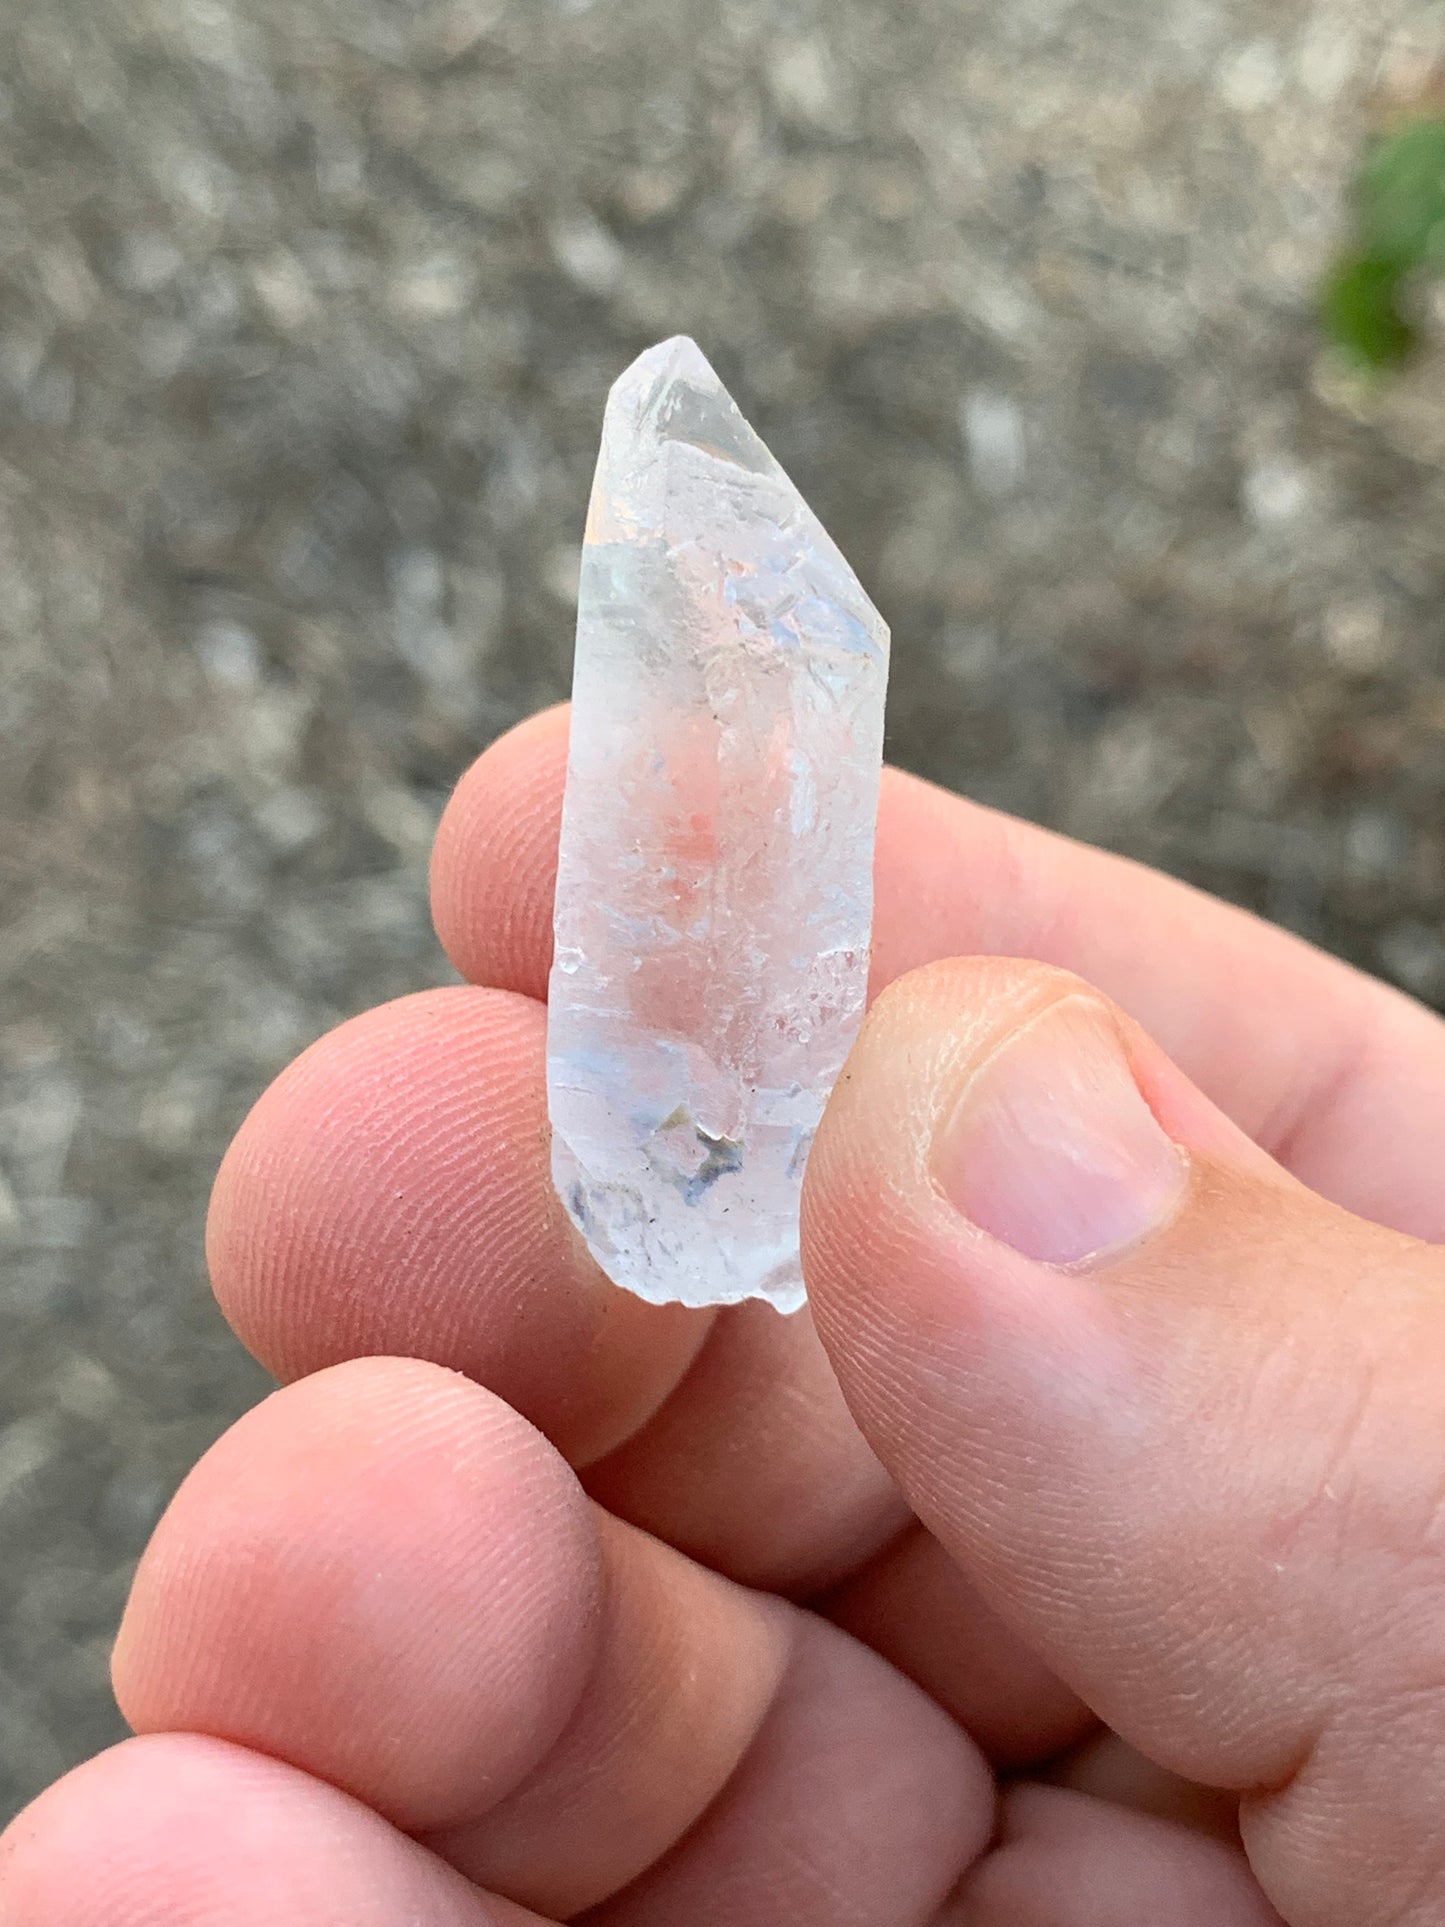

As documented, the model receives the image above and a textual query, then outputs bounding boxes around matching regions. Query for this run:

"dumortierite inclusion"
[547,338,890,1313]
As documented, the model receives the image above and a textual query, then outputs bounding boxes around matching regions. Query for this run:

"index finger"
[432,703,1445,1238]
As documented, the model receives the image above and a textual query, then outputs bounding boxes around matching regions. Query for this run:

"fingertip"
[205,983,709,1465]
[430,705,569,998]
[0,1735,530,1926]
[204,985,562,1388]
[114,1357,603,1832]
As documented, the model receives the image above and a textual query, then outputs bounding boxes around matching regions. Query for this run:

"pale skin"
[5,704,1445,1926]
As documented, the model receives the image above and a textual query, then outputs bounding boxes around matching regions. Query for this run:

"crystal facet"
[547,337,890,1313]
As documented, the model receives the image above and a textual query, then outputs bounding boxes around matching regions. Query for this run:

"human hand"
[5,703,1445,1926]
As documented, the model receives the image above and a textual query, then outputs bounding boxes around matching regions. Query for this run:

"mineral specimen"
[547,337,890,1313]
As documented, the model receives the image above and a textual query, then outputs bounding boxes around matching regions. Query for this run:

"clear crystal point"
[547,337,890,1313]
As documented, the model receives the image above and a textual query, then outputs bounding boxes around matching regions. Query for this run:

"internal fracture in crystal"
[546,337,890,1313]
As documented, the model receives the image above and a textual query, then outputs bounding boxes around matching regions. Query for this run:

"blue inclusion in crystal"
[797,595,882,658]
[722,563,881,663]
[602,905,666,945]
[552,1045,625,1094]
[568,1180,594,1235]
[681,1128,746,1207]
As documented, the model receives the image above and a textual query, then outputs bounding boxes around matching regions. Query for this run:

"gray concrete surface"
[4,0,1445,1821]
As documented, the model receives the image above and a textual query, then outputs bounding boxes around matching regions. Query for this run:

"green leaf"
[1357,117,1445,268]
[1322,252,1420,370]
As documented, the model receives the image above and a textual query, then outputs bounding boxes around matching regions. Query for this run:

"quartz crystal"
[547,337,890,1313]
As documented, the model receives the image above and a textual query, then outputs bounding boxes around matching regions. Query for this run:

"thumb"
[803,959,1445,1927]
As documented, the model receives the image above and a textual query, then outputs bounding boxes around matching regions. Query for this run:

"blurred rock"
[3,0,1445,1820]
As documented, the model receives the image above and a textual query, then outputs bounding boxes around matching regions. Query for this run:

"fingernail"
[935,998,1187,1267]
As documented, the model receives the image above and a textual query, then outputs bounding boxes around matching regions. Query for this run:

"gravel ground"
[4,0,1445,1823]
